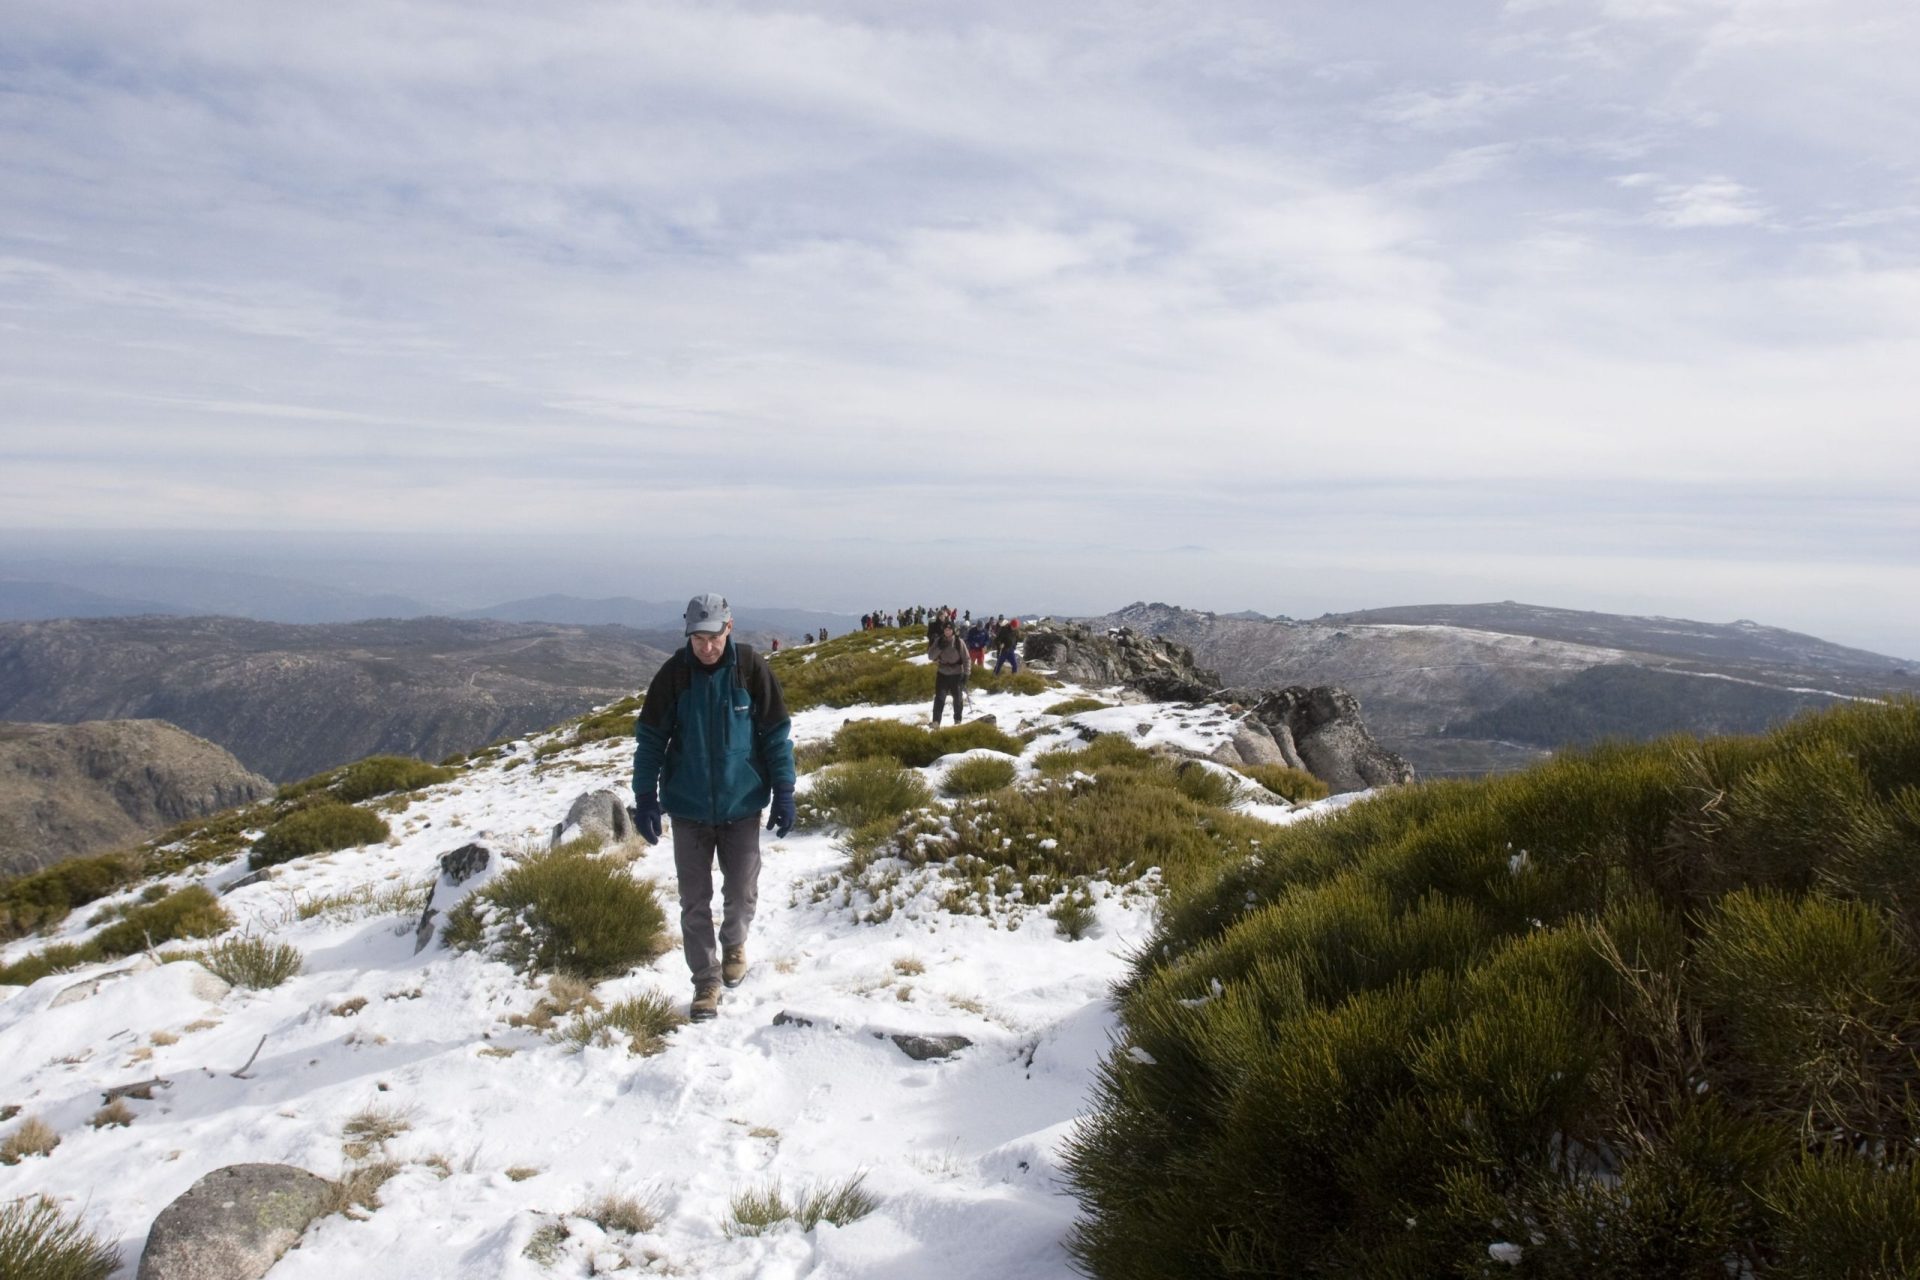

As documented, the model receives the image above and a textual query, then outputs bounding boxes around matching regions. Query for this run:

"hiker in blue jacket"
[632,593,797,1022]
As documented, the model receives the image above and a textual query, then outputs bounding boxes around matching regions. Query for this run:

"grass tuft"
[0,1195,118,1280]
[942,756,1018,797]
[580,1189,664,1236]
[560,991,686,1056]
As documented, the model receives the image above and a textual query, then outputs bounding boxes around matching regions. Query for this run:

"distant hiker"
[818,626,829,642]
[929,618,971,727]
[631,593,796,1023]
[965,619,990,667]
[770,636,780,652]
[994,617,1021,674]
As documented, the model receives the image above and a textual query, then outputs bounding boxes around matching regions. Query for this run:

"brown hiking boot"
[722,945,749,989]
[689,983,721,1022]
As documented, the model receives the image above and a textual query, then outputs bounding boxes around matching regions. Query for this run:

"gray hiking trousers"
[671,813,761,988]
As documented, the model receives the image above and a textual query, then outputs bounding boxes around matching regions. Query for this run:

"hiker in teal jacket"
[632,593,796,1021]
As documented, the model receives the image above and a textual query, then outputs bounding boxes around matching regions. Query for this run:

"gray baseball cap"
[684,593,731,635]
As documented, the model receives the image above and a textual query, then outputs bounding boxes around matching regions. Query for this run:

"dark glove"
[766,786,796,839]
[629,796,663,845]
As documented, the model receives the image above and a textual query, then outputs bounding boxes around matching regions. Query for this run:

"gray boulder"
[138,1163,334,1280]
[550,789,635,848]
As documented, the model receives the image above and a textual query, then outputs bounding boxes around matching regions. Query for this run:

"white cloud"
[0,0,1915,657]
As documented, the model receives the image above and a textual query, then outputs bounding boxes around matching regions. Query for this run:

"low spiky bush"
[90,886,230,959]
[0,941,94,988]
[444,842,668,979]
[860,761,1273,901]
[279,755,456,804]
[0,1195,118,1280]
[818,718,1023,768]
[1232,762,1330,803]
[0,850,143,942]
[201,935,304,989]
[942,755,1018,797]
[1033,733,1158,775]
[1045,697,1111,716]
[802,760,931,832]
[251,803,391,869]
[1064,699,1920,1280]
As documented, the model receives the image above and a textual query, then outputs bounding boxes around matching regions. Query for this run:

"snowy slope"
[0,671,1352,1278]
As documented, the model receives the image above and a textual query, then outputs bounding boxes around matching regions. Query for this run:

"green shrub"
[1064,699,1920,1279]
[251,803,391,869]
[200,935,304,989]
[1045,697,1111,716]
[444,843,668,979]
[860,761,1272,901]
[90,887,230,959]
[1765,1154,1920,1278]
[0,941,96,988]
[943,755,1018,797]
[0,850,144,942]
[1232,762,1331,803]
[278,754,456,804]
[1034,733,1157,775]
[802,759,931,832]
[819,718,1023,768]
[333,755,457,802]
[0,1195,118,1280]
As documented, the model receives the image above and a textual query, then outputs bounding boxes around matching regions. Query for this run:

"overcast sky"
[3,0,1917,656]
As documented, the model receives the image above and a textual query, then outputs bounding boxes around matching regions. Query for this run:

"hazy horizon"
[5,3,1916,660]
[4,526,1916,662]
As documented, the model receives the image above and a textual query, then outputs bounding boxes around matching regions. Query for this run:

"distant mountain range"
[0,617,674,782]
[1078,602,1920,777]
[454,594,859,639]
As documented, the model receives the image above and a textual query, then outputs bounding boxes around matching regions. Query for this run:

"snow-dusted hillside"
[0,663,1353,1278]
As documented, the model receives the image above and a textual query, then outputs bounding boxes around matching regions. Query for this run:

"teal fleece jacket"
[632,640,796,825]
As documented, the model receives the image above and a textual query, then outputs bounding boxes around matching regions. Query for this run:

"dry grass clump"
[725,1174,878,1237]
[341,1103,413,1161]
[1232,761,1331,803]
[0,1115,60,1165]
[559,992,686,1056]
[580,1189,664,1235]
[0,1195,118,1280]
[800,759,931,833]
[88,1100,134,1129]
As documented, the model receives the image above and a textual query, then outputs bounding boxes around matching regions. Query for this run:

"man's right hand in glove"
[629,795,663,845]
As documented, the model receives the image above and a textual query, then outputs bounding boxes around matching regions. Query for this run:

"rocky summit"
[0,719,273,875]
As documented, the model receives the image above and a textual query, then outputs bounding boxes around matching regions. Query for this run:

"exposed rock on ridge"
[0,719,273,875]
[1021,621,1412,793]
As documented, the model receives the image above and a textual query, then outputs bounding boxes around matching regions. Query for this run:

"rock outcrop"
[138,1163,334,1280]
[1219,686,1416,792]
[1019,621,1219,702]
[0,719,274,876]
[1020,620,1412,793]
[551,789,636,848]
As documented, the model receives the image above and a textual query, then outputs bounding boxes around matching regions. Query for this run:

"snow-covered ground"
[0,673,1351,1278]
